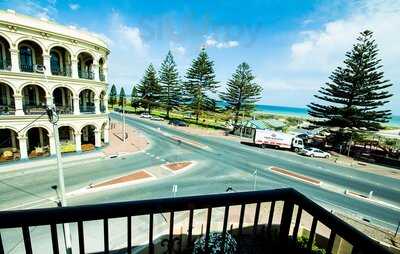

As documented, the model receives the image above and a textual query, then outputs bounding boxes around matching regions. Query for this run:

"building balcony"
[0,105,15,115]
[0,59,11,71]
[23,105,47,115]
[78,70,94,80]
[20,64,34,73]
[55,105,73,114]
[0,188,390,254]
[51,65,72,77]
[80,105,96,114]
[99,69,105,81]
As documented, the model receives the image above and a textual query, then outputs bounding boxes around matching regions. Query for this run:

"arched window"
[20,46,34,72]
[50,51,61,74]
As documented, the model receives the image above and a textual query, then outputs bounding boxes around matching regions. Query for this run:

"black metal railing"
[78,70,94,80]
[0,188,390,254]
[99,69,105,81]
[100,105,106,113]
[55,105,73,114]
[80,105,96,113]
[23,104,47,115]
[0,58,11,70]
[51,65,72,77]
[0,105,15,115]
[20,64,34,72]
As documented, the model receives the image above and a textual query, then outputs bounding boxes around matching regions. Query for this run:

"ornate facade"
[0,10,110,161]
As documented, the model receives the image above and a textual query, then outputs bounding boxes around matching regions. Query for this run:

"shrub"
[193,232,237,254]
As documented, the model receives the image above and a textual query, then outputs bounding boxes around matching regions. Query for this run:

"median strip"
[269,166,321,185]
[170,136,208,149]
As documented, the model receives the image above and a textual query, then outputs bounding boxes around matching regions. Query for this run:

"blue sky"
[1,0,399,114]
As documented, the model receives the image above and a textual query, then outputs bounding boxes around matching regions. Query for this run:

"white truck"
[253,129,304,152]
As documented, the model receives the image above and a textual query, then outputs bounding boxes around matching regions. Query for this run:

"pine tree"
[220,62,262,124]
[185,48,219,123]
[308,30,393,134]
[118,87,126,107]
[159,51,182,119]
[131,85,140,112]
[108,84,117,108]
[137,64,161,114]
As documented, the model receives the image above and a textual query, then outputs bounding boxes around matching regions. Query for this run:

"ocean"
[255,104,400,127]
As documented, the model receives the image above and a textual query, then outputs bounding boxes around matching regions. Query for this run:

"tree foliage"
[185,48,219,123]
[130,85,140,111]
[159,51,182,118]
[108,84,117,108]
[118,87,126,106]
[220,62,262,124]
[308,30,393,132]
[137,64,161,114]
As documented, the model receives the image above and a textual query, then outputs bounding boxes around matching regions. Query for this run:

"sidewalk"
[102,120,149,156]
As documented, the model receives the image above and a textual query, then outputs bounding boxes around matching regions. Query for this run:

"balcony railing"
[99,69,105,81]
[55,105,73,114]
[51,65,72,77]
[23,104,47,115]
[100,105,106,113]
[0,188,390,254]
[78,70,94,80]
[0,58,11,70]
[80,105,96,113]
[20,64,34,72]
[0,105,15,115]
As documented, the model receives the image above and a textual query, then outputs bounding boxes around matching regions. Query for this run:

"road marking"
[156,156,160,160]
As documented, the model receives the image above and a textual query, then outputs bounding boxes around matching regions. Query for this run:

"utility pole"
[253,169,258,191]
[40,65,72,254]
[122,94,126,143]
[47,106,72,254]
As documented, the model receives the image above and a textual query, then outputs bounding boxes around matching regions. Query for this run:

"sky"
[0,0,399,114]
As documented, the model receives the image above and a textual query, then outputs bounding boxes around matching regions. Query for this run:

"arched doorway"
[79,89,95,113]
[81,125,96,151]
[59,126,75,153]
[22,84,46,114]
[50,46,72,76]
[53,87,73,114]
[100,122,109,144]
[77,52,94,79]
[0,36,11,70]
[26,127,50,158]
[0,128,19,162]
[0,83,15,115]
[18,40,43,72]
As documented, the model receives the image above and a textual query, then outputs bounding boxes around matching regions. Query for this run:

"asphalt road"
[0,112,399,253]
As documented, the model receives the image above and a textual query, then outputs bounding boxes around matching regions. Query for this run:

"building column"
[75,132,81,152]
[48,134,56,156]
[14,95,24,116]
[94,97,100,114]
[93,63,99,81]
[18,136,28,159]
[103,126,109,144]
[10,48,20,72]
[73,96,80,115]
[46,95,53,107]
[71,59,78,79]
[43,53,51,76]
[94,130,101,148]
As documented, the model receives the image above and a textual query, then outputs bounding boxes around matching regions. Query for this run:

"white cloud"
[170,42,186,56]
[290,0,400,74]
[11,0,58,20]
[68,3,80,11]
[203,35,239,49]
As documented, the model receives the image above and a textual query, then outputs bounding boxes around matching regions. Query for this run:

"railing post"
[279,201,294,250]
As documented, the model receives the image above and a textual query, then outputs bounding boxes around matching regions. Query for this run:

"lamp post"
[39,65,72,254]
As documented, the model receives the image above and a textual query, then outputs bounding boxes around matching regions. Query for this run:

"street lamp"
[38,65,72,254]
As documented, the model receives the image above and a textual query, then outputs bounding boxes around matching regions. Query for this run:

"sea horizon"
[255,104,400,127]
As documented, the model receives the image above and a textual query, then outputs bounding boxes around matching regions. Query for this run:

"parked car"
[299,147,331,158]
[168,119,188,127]
[140,113,151,119]
[150,116,163,121]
